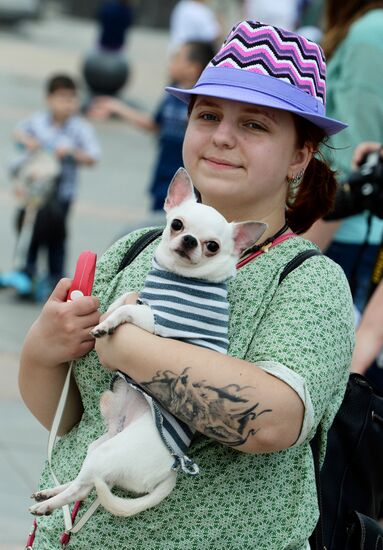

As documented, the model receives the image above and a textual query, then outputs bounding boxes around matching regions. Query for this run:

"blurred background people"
[352,278,383,378]
[97,0,135,52]
[241,0,300,30]
[305,0,383,319]
[89,40,214,228]
[9,74,100,300]
[81,0,137,101]
[169,0,221,52]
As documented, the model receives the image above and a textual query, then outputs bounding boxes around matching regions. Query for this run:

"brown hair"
[322,0,383,59]
[46,74,77,96]
[286,116,337,234]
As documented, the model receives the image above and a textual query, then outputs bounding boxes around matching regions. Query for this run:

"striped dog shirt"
[115,257,230,475]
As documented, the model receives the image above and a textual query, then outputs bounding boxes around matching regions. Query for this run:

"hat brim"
[166,70,347,136]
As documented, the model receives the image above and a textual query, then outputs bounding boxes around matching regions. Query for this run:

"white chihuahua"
[29,168,266,519]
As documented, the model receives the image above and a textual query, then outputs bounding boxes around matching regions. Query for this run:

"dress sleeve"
[247,255,355,444]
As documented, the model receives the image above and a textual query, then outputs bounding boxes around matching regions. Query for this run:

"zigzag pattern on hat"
[210,20,326,105]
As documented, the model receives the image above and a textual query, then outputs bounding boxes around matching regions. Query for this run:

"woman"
[19,21,354,549]
[305,0,383,315]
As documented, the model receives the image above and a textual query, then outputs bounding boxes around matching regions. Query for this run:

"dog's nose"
[182,235,198,249]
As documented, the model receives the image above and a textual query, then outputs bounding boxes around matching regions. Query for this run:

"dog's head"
[155,168,267,282]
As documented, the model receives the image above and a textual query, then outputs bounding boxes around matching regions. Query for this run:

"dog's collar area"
[240,222,289,259]
[237,226,297,269]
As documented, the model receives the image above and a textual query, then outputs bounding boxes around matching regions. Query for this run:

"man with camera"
[325,143,383,223]
[307,142,383,386]
[306,141,383,317]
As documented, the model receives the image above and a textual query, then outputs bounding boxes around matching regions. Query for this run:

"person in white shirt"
[169,0,221,52]
[242,0,299,30]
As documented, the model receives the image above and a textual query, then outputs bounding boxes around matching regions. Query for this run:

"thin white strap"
[70,497,100,534]
[47,361,100,535]
[47,361,74,531]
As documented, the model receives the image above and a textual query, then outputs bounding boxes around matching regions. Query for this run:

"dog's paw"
[31,491,49,502]
[91,325,116,338]
[91,326,107,338]
[29,502,52,516]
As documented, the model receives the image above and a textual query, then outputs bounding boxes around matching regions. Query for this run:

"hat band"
[193,67,325,115]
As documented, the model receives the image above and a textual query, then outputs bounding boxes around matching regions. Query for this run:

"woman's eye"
[246,121,266,130]
[171,219,183,231]
[206,241,220,253]
[201,112,218,121]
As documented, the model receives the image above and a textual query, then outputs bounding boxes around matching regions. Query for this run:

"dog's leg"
[86,433,110,454]
[31,482,71,502]
[106,292,138,313]
[91,304,154,338]
[29,475,95,516]
[29,433,112,514]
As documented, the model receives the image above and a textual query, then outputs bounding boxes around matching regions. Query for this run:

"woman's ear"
[288,142,313,180]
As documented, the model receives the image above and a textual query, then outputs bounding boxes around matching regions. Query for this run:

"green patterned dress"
[31,230,354,550]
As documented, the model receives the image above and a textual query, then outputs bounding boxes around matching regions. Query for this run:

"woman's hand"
[28,278,100,369]
[19,278,100,431]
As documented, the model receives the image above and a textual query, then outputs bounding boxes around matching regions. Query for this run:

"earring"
[287,170,304,186]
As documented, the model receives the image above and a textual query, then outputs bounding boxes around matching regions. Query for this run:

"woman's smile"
[203,156,242,170]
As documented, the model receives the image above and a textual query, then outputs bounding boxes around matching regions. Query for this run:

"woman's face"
[183,96,311,222]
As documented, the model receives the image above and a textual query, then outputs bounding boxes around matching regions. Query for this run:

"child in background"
[90,40,215,218]
[13,74,100,297]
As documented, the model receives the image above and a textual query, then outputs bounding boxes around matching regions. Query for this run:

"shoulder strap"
[278,247,325,549]
[278,249,322,285]
[118,228,163,273]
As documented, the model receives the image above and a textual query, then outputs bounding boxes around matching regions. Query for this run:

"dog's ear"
[164,168,196,212]
[231,221,268,255]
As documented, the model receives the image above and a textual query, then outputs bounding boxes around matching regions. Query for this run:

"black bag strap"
[279,248,322,285]
[118,227,163,273]
[277,247,325,549]
[309,429,325,550]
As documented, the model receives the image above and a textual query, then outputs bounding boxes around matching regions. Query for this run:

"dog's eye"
[206,241,219,253]
[171,219,183,231]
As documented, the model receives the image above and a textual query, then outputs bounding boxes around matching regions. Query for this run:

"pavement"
[0,6,169,548]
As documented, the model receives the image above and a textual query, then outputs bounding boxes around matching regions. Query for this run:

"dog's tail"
[93,475,176,517]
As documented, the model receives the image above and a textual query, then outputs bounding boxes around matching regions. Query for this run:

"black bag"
[277,248,383,550]
[119,230,383,550]
[310,374,383,550]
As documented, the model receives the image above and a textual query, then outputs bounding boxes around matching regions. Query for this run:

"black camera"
[324,149,383,220]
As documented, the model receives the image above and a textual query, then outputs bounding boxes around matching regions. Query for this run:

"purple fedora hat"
[166,20,346,136]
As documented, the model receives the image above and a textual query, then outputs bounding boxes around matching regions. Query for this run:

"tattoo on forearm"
[142,368,272,446]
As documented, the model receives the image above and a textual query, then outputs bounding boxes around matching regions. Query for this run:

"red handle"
[67,251,97,301]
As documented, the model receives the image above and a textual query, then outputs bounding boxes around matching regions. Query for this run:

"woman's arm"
[352,280,383,374]
[19,279,100,434]
[95,323,304,454]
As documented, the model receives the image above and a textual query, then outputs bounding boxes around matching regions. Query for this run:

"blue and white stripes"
[140,258,229,354]
[115,257,230,475]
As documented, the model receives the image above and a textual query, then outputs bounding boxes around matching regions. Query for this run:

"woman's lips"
[203,157,241,169]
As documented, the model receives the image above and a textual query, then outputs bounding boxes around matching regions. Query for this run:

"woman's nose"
[212,120,236,148]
